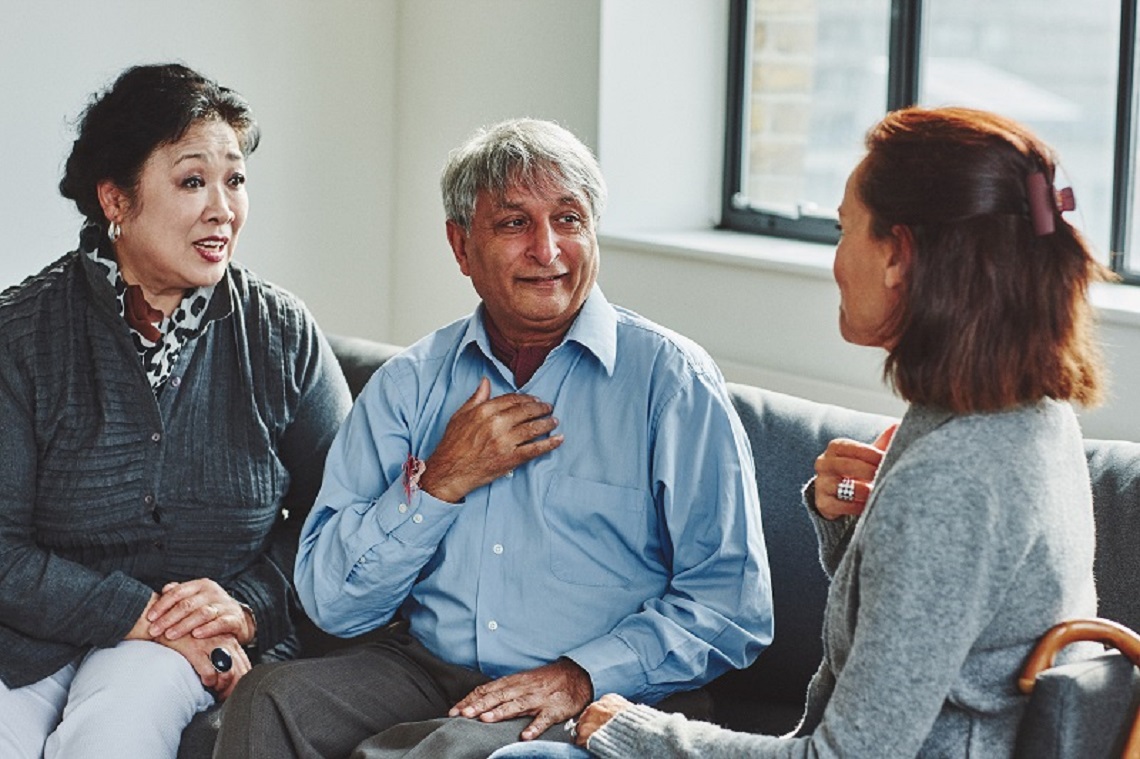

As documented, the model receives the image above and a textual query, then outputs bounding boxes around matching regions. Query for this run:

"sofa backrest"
[327,334,404,398]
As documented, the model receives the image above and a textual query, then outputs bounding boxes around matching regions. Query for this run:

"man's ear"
[96,180,129,224]
[885,224,914,290]
[445,220,471,277]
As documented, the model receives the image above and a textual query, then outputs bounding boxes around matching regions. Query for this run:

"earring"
[107,221,121,242]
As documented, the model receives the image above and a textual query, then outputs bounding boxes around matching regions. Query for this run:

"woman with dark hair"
[493,107,1106,758]
[0,63,351,757]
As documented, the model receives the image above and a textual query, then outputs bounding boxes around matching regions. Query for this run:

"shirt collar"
[455,284,618,379]
[564,285,617,376]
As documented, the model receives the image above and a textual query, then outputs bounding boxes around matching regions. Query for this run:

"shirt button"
[506,470,514,478]
[170,376,181,388]
[143,494,154,505]
[412,514,423,524]
[151,432,162,443]
[487,620,498,631]
[398,503,408,513]
[492,544,504,555]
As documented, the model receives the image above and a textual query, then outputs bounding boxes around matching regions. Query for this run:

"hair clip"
[1027,171,1077,237]
[1057,186,1076,213]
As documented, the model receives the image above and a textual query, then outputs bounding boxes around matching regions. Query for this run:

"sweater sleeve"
[589,704,787,758]
[0,338,153,650]
[593,446,1023,759]
[801,477,858,577]
[225,320,352,654]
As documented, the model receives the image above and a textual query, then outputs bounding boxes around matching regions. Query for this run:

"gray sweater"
[0,250,352,688]
[589,401,1097,758]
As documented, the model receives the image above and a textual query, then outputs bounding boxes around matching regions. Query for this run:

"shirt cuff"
[364,486,461,550]
[565,634,646,700]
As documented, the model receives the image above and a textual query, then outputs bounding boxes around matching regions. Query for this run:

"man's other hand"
[448,658,593,741]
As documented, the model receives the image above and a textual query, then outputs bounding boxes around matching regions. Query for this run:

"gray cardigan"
[0,250,352,688]
[589,401,1097,758]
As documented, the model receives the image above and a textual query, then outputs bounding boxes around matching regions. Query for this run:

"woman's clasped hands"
[145,579,256,699]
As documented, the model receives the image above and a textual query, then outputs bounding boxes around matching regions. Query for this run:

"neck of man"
[482,313,565,386]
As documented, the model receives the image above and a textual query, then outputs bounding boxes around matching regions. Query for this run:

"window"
[722,0,1140,282]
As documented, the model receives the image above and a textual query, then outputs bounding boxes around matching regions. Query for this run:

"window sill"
[599,228,1140,329]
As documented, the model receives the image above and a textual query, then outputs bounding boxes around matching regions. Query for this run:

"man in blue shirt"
[214,118,772,759]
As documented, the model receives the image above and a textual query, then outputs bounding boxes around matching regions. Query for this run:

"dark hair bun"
[59,63,259,225]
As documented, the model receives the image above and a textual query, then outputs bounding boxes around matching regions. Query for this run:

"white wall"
[387,0,601,346]
[597,0,728,231]
[0,0,395,338]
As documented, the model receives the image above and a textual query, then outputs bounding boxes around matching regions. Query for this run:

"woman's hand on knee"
[161,632,251,700]
[146,578,256,645]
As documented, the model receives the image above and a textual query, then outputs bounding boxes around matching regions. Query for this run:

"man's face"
[447,180,599,345]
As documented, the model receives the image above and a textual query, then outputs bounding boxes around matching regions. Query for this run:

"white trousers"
[0,640,214,759]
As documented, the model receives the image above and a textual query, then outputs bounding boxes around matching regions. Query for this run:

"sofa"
[178,333,1140,757]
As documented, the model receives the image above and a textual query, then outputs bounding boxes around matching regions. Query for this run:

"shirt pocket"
[543,473,652,587]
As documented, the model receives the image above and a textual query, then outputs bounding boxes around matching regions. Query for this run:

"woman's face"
[102,119,248,313]
[833,161,905,348]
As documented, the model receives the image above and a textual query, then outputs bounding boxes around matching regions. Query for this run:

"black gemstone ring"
[210,647,233,673]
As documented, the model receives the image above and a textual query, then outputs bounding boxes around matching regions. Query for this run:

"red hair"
[858,107,1110,412]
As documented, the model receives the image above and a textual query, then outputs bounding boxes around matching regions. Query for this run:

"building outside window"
[724,0,1136,280]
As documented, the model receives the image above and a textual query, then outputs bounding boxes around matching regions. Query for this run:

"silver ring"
[837,477,856,502]
[564,718,578,738]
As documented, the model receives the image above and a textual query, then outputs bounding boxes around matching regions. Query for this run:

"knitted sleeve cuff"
[802,477,857,575]
[587,704,666,758]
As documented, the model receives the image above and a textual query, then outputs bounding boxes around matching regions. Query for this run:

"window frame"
[720,0,1140,284]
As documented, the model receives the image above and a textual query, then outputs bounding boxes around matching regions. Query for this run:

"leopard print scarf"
[81,226,214,395]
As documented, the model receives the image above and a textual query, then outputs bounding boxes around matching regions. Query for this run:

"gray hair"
[441,118,607,231]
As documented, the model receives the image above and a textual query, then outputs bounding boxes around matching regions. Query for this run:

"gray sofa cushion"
[1014,652,1140,758]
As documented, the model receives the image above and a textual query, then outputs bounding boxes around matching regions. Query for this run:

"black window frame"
[720,0,1140,284]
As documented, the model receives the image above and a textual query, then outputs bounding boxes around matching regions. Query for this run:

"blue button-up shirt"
[296,288,772,702]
